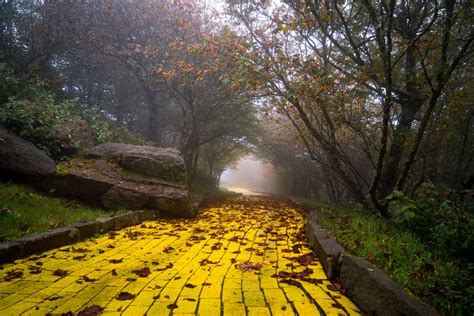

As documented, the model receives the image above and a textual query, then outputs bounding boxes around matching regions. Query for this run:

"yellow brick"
[122,304,149,315]
[173,297,199,314]
[333,296,362,314]
[50,297,91,314]
[301,283,332,300]
[223,302,246,315]
[263,288,288,303]
[293,301,320,316]
[156,286,181,301]
[22,286,62,303]
[260,276,279,289]
[0,301,36,315]
[243,291,266,307]
[269,303,294,316]
[200,285,221,299]
[248,306,271,316]
[222,287,243,302]
[197,298,220,315]
[22,306,54,316]
[0,201,360,316]
[0,281,32,294]
[147,300,171,315]
[282,287,308,302]
[129,290,155,307]
[242,279,260,291]
[91,286,124,301]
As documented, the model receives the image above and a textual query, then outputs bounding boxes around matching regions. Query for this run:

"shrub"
[0,96,75,156]
[0,84,149,159]
[387,182,474,260]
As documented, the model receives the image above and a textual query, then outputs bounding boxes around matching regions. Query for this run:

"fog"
[219,155,279,195]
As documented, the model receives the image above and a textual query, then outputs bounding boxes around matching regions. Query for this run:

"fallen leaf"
[78,304,104,316]
[53,269,68,277]
[280,279,302,287]
[167,303,178,310]
[237,262,263,272]
[132,267,151,277]
[28,266,42,274]
[116,292,135,300]
[73,254,87,260]
[82,276,96,282]
[185,283,196,288]
[163,246,174,253]
[72,247,90,253]
[3,269,23,281]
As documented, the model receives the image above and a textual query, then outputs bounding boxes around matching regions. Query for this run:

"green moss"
[56,163,70,176]
[0,183,125,241]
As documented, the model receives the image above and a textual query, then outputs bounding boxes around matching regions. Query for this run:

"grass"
[0,182,123,241]
[296,197,474,315]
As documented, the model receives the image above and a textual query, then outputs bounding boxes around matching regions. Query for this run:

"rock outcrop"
[0,125,56,176]
[38,143,195,218]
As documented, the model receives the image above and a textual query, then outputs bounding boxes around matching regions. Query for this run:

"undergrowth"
[0,183,124,241]
[297,197,474,315]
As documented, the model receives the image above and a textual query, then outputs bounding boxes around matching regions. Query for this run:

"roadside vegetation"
[297,186,474,314]
[0,183,123,241]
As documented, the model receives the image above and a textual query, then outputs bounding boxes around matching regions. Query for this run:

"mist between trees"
[0,0,472,216]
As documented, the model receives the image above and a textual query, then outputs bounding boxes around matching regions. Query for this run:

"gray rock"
[85,143,186,183]
[114,212,139,230]
[19,227,80,256]
[0,242,23,263]
[95,216,116,233]
[306,211,344,279]
[73,221,100,239]
[101,185,149,210]
[136,210,158,222]
[39,143,194,218]
[340,254,438,316]
[0,125,56,176]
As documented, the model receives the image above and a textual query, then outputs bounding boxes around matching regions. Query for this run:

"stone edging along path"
[293,201,439,316]
[0,210,159,264]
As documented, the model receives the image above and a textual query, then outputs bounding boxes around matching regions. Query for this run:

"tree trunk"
[378,101,423,198]
[145,89,159,143]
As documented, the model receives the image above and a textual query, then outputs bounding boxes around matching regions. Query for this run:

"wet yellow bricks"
[0,198,361,315]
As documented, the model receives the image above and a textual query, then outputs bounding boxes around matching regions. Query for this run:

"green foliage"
[77,105,150,146]
[0,183,124,241]
[0,95,73,155]
[387,182,474,260]
[0,76,149,158]
[297,198,474,314]
[0,63,19,103]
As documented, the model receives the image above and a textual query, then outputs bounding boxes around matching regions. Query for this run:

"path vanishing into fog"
[0,197,360,315]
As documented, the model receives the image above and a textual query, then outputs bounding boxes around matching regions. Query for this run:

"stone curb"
[292,199,438,316]
[0,209,159,264]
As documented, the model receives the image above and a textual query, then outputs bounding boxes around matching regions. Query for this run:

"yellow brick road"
[0,198,361,315]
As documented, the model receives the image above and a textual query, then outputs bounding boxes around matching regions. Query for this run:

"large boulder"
[0,125,56,176]
[38,143,195,218]
[85,143,186,182]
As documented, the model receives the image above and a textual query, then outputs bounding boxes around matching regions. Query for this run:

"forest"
[0,0,473,314]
